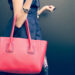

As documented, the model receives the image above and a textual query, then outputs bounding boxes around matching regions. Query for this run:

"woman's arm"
[37,6,46,16]
[12,0,32,28]
[37,5,56,16]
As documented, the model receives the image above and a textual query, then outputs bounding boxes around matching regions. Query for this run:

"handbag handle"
[7,15,34,54]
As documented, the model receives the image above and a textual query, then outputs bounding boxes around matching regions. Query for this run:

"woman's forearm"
[13,0,32,28]
[37,6,46,15]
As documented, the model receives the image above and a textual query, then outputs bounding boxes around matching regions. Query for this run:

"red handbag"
[0,15,48,74]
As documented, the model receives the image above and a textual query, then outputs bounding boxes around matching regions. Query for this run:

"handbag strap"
[7,15,34,54]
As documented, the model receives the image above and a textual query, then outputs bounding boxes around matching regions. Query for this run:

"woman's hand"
[44,5,56,12]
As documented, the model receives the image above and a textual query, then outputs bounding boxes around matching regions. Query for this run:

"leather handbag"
[0,15,48,74]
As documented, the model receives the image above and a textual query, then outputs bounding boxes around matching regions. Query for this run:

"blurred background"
[0,0,75,75]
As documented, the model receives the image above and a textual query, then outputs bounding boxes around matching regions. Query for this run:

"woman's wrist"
[22,7,29,14]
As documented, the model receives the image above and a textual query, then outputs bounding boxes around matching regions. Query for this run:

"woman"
[3,0,55,75]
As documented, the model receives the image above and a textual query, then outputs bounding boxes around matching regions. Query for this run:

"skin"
[37,5,56,15]
[12,0,55,69]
